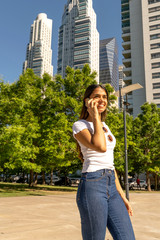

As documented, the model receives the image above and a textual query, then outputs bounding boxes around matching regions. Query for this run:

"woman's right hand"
[85,98,99,120]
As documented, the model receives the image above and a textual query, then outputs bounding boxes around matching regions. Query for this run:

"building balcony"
[121,0,129,5]
[122,32,131,42]
[122,12,130,20]
[123,67,132,77]
[121,6,129,13]
[123,76,132,85]
[122,16,130,22]
[127,99,133,106]
[122,49,131,58]
[122,41,131,50]
[123,58,131,68]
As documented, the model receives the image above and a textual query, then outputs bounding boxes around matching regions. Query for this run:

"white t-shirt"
[72,119,116,173]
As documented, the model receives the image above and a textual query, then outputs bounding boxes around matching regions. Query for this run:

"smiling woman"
[72,84,135,240]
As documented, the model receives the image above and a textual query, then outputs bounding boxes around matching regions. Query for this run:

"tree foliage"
[0,66,160,190]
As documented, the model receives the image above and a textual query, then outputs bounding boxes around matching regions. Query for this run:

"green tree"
[106,110,134,182]
[132,102,160,191]
[0,70,69,185]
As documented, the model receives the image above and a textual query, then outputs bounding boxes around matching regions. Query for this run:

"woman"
[72,84,135,240]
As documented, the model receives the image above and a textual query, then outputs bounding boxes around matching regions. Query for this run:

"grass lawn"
[0,182,77,197]
[0,182,158,198]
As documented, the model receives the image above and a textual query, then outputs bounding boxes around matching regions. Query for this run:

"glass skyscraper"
[23,13,53,77]
[99,38,119,91]
[57,0,99,81]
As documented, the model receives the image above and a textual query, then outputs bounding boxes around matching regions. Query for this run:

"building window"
[152,72,160,78]
[148,0,160,4]
[157,104,160,108]
[152,62,160,68]
[150,24,160,31]
[75,24,90,29]
[149,14,160,22]
[74,50,89,55]
[149,6,160,13]
[75,28,90,34]
[75,36,89,42]
[153,82,160,88]
[150,43,160,49]
[151,52,160,58]
[74,54,89,60]
[150,33,160,40]
[153,93,160,99]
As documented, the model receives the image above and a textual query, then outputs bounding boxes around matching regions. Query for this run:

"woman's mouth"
[98,104,105,108]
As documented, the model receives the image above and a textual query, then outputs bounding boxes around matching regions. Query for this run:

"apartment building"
[121,0,160,116]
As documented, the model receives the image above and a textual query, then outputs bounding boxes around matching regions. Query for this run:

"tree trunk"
[155,174,158,191]
[34,173,38,185]
[22,171,25,183]
[42,171,45,185]
[50,169,53,185]
[146,171,151,191]
[29,170,34,187]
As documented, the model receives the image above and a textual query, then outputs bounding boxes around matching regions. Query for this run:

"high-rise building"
[57,0,99,81]
[121,0,160,117]
[23,13,53,77]
[99,38,119,91]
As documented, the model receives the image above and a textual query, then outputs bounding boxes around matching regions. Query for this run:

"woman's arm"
[114,170,133,216]
[75,99,106,152]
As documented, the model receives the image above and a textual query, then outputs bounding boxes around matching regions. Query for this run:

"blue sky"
[0,0,121,83]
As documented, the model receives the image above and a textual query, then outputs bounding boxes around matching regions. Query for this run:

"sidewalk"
[0,192,160,240]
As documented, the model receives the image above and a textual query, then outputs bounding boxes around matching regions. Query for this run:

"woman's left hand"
[123,198,133,216]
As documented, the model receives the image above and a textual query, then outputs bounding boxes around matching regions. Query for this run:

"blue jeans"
[76,169,135,240]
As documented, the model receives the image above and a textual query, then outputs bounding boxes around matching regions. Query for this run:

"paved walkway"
[0,192,160,240]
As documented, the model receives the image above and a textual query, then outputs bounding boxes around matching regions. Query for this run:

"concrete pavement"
[0,192,160,240]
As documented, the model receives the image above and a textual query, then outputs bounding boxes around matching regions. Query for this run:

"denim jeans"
[76,169,135,240]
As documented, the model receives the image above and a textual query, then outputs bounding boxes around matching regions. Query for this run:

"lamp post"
[115,83,143,200]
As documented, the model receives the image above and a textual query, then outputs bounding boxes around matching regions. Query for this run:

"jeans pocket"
[86,171,105,182]
[76,179,83,202]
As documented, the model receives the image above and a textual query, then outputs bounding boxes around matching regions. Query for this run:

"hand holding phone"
[85,98,90,107]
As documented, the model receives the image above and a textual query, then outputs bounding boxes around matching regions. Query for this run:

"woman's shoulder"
[73,119,91,128]
[72,120,92,136]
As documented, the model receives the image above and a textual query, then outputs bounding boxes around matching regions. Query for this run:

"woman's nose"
[98,96,103,102]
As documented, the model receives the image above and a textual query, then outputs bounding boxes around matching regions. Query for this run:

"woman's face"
[89,87,108,113]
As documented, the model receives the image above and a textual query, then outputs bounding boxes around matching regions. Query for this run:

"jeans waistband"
[81,168,114,177]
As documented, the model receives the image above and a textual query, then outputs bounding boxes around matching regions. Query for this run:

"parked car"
[16,176,27,183]
[36,175,51,185]
[0,174,6,182]
[54,176,71,186]
[139,180,147,188]
[129,179,147,189]
[46,175,61,185]
[68,177,80,186]
[10,175,21,183]
[129,178,136,190]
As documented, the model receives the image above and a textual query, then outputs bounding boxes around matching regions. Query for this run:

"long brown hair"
[77,84,109,162]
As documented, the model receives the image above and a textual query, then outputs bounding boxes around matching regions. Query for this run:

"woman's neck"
[86,114,101,122]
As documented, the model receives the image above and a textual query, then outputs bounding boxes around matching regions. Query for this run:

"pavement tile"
[0,192,160,240]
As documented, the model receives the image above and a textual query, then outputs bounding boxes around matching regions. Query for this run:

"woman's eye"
[93,96,99,99]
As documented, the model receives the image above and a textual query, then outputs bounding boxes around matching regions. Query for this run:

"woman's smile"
[89,87,108,113]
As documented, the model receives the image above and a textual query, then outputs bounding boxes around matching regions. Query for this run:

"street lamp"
[115,83,143,200]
